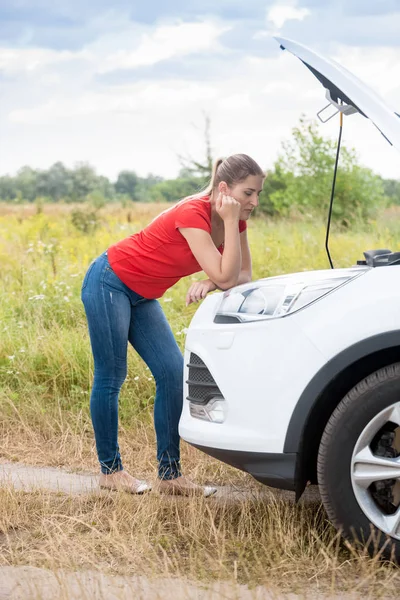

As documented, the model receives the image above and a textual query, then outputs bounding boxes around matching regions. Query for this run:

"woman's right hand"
[215,192,241,223]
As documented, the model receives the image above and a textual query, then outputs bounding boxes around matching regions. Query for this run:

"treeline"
[2,118,400,224]
[0,162,207,205]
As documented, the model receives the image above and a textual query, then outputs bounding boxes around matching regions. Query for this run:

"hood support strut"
[325,110,343,269]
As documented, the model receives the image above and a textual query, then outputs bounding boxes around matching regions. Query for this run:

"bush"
[259,117,387,225]
[71,208,100,234]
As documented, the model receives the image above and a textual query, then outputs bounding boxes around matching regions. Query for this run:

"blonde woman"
[81,154,265,496]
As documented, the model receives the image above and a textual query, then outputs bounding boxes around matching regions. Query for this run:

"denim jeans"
[80,251,184,479]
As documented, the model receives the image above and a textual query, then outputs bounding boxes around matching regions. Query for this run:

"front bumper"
[179,294,328,455]
[192,444,297,491]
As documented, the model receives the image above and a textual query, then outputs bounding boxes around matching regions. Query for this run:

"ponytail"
[189,157,224,199]
[203,157,224,195]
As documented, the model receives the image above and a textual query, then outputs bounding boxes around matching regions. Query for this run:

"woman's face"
[219,174,265,220]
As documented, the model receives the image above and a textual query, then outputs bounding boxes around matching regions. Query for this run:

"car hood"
[275,37,400,153]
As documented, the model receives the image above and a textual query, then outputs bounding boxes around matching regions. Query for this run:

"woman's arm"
[179,194,242,291]
[185,229,252,305]
[207,229,252,288]
[237,227,252,283]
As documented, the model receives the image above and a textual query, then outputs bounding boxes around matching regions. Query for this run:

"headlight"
[215,268,367,323]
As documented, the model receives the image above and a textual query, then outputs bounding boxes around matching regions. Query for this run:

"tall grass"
[1,202,400,594]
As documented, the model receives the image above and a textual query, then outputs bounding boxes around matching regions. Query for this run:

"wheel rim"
[351,402,400,540]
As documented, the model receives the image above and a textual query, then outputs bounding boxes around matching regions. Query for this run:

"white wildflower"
[19,348,25,353]
[163,298,172,303]
[134,376,139,381]
[63,296,69,302]
[8,355,15,360]
[28,294,45,301]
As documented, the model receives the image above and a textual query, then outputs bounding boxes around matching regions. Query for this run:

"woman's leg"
[81,255,132,474]
[128,299,184,480]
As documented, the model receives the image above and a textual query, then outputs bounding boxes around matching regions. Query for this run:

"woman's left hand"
[186,279,217,306]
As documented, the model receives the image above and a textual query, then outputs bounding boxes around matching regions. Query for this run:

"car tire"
[317,363,400,561]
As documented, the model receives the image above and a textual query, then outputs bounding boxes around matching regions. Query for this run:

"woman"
[81,154,265,496]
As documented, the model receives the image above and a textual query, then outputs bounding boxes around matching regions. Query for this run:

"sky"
[1,0,400,181]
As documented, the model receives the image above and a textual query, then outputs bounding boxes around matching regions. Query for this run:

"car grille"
[186,353,224,405]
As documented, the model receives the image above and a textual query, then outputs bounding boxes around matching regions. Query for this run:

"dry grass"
[1,482,400,598]
[1,201,400,596]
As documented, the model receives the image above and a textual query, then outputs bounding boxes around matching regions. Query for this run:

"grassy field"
[1,201,400,597]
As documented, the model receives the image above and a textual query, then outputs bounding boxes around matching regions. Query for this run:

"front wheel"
[317,363,400,560]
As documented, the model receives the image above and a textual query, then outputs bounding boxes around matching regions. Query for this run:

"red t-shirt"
[107,195,247,299]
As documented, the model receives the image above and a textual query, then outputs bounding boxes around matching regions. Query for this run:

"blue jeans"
[80,251,184,479]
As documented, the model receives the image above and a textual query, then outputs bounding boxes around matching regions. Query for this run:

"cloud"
[284,3,400,47]
[8,82,218,124]
[98,21,230,73]
[0,47,90,75]
[1,2,400,183]
[267,3,311,29]
[0,1,271,50]
[96,54,238,85]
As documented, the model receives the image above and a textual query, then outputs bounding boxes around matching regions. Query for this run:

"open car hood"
[275,37,400,153]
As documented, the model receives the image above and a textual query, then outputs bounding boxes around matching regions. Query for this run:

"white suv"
[179,38,400,560]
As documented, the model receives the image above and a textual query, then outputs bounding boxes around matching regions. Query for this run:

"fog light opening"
[189,397,226,423]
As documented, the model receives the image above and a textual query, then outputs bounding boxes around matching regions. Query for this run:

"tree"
[381,178,400,205]
[147,178,204,203]
[135,174,165,202]
[115,170,139,200]
[36,162,72,201]
[14,166,38,202]
[70,163,99,201]
[259,117,387,224]
[96,175,114,200]
[0,175,17,201]
[114,171,139,200]
[178,112,214,185]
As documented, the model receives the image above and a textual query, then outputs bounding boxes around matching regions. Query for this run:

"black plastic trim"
[187,392,224,406]
[214,315,241,324]
[191,444,297,491]
[186,380,219,388]
[284,331,400,453]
